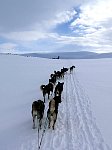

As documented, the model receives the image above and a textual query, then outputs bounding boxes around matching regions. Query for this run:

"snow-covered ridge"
[20,51,112,59]
[0,54,111,150]
[1,51,112,59]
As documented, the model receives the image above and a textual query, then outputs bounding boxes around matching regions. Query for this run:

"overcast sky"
[0,0,112,53]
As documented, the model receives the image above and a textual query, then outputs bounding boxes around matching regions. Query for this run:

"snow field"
[0,55,111,150]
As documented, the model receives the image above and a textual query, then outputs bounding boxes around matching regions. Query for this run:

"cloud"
[1,9,77,41]
[2,31,48,41]
[46,9,77,28]
[69,0,112,52]
[71,0,112,28]
[0,0,85,33]
[0,0,80,42]
[0,42,18,53]
[0,0,112,53]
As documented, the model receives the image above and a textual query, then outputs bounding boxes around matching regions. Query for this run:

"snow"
[0,54,111,150]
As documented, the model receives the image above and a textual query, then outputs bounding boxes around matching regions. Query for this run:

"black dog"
[54,82,64,98]
[60,67,68,78]
[40,83,54,102]
[31,100,45,129]
[70,65,75,73]
[49,75,56,85]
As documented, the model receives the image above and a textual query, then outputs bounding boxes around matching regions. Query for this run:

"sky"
[0,0,112,53]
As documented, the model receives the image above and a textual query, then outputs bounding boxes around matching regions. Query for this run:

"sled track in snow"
[63,73,74,150]
[68,71,110,150]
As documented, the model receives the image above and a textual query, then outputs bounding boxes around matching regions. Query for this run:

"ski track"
[19,70,110,150]
[69,70,110,150]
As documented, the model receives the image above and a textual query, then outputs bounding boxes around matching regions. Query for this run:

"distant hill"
[20,51,112,59]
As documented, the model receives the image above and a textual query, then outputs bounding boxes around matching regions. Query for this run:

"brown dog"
[47,96,61,130]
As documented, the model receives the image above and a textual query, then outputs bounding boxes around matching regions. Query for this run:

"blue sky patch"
[53,7,81,36]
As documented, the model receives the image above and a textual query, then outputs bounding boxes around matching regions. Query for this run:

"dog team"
[31,65,75,130]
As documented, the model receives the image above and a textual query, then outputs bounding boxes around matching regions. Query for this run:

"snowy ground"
[0,54,111,150]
